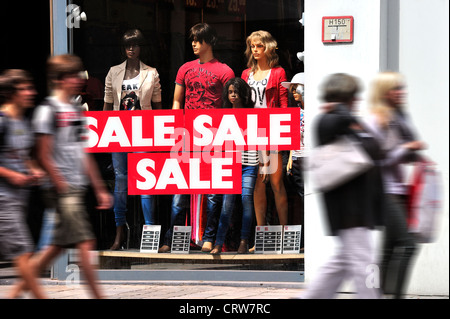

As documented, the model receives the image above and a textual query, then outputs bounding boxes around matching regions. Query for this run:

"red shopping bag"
[407,160,443,243]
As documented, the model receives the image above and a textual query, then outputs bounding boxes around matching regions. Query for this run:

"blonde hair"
[245,30,279,73]
[369,71,405,127]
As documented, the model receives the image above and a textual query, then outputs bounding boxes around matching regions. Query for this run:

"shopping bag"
[407,160,443,243]
[307,135,373,192]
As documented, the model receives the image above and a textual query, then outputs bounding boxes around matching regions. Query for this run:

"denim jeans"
[163,194,189,245]
[112,152,155,226]
[213,165,258,246]
[163,193,222,246]
[141,195,156,225]
[202,193,223,244]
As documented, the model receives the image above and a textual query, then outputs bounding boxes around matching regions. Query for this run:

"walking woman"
[241,30,289,228]
[365,71,426,298]
[104,29,162,250]
[300,73,383,299]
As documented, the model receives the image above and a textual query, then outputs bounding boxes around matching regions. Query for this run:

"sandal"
[201,241,213,252]
[211,245,222,255]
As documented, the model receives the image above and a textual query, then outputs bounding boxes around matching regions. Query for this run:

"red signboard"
[184,108,301,152]
[84,110,184,153]
[128,152,242,195]
[85,108,301,153]
[85,108,300,194]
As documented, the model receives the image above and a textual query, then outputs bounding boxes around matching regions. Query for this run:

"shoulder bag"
[307,135,373,192]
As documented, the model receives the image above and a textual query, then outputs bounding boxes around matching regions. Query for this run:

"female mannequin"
[104,29,162,249]
[241,30,289,229]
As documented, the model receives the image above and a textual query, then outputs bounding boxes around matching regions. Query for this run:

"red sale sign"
[185,108,301,151]
[84,110,184,153]
[84,108,301,194]
[84,108,301,153]
[128,152,242,195]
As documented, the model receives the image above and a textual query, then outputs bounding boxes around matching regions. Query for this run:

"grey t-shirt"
[0,113,34,197]
[32,96,88,189]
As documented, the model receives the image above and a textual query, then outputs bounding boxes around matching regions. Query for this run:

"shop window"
[69,0,304,276]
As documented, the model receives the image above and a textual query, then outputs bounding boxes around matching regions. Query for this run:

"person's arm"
[103,68,114,110]
[172,84,185,110]
[278,68,289,108]
[287,150,293,174]
[25,159,45,185]
[35,134,68,193]
[103,102,113,111]
[0,166,31,187]
[259,150,270,184]
[151,71,163,109]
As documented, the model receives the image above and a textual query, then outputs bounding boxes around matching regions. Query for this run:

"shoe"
[158,245,171,253]
[109,225,125,250]
[201,241,213,252]
[237,240,249,254]
[210,245,222,255]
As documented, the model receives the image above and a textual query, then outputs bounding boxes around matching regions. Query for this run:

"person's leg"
[111,152,128,250]
[1,196,46,299]
[36,207,56,250]
[202,194,223,252]
[268,152,288,225]
[389,195,418,299]
[239,166,258,253]
[160,194,189,251]
[300,233,348,299]
[291,157,304,199]
[77,240,103,299]
[380,195,417,298]
[212,194,236,254]
[12,253,47,299]
[345,227,380,299]
[253,173,267,226]
[141,195,156,225]
[7,245,63,298]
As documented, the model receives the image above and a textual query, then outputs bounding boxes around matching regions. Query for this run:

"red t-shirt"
[175,59,235,109]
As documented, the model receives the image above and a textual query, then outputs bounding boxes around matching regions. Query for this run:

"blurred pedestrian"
[365,71,426,298]
[300,73,384,299]
[11,55,113,299]
[104,29,162,250]
[0,69,46,299]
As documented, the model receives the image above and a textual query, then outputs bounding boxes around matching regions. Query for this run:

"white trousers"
[302,227,380,299]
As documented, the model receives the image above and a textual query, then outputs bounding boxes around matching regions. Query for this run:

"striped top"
[241,150,259,166]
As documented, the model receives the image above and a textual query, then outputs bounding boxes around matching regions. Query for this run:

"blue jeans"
[213,165,258,246]
[163,193,222,246]
[163,194,189,246]
[112,152,155,226]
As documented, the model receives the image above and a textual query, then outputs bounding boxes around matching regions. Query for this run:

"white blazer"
[104,61,162,110]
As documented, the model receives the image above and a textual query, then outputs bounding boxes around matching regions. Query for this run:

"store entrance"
[69,0,304,280]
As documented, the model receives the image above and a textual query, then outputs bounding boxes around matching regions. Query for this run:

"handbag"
[407,159,443,243]
[307,135,373,192]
